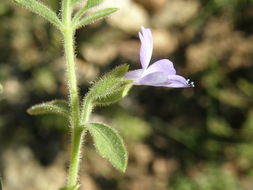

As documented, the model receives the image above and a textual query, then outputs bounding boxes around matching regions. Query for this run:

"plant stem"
[62,0,83,187]
[68,127,84,187]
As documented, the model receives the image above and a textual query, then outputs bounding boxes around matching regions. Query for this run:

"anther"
[186,79,195,87]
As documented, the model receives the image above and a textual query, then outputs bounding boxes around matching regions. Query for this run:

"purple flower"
[125,26,194,88]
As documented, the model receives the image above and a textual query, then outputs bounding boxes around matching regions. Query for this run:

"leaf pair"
[27,65,131,173]
[13,0,118,31]
[75,8,118,29]
[27,65,131,120]
[71,0,103,7]
[28,104,128,172]
[72,0,118,29]
[28,103,128,172]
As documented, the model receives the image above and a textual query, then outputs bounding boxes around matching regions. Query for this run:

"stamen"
[186,79,195,87]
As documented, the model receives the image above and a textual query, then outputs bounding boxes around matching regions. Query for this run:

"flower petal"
[139,26,153,70]
[137,73,191,88]
[164,75,191,88]
[137,72,169,86]
[143,59,176,76]
[124,69,143,81]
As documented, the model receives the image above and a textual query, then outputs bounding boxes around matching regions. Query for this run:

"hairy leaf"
[72,0,104,27]
[88,65,129,99]
[94,82,132,106]
[27,100,70,118]
[75,8,118,29]
[13,0,63,30]
[81,65,130,122]
[71,0,81,4]
[88,123,128,172]
[86,0,103,8]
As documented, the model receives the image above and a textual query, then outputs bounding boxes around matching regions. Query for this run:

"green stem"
[62,0,82,187]
[68,127,84,187]
[64,28,79,127]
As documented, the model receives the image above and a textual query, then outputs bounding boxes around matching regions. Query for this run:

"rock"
[203,17,233,39]
[76,58,100,84]
[152,158,178,179]
[118,40,140,63]
[79,174,98,190]
[227,36,253,70]
[187,17,253,72]
[134,0,167,11]
[152,0,200,27]
[80,29,126,66]
[186,42,213,73]
[152,29,179,56]
[81,43,118,66]
[130,176,155,190]
[105,0,149,33]
[4,79,27,104]
[3,147,65,190]
[132,143,154,166]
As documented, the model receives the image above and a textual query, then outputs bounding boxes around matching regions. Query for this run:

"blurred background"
[0,0,253,189]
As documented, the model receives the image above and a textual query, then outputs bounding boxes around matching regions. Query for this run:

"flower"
[125,26,194,88]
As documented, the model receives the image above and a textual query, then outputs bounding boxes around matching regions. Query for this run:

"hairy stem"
[68,127,84,187]
[62,0,82,187]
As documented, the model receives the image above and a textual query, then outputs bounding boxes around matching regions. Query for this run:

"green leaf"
[13,0,63,30]
[72,0,104,27]
[27,100,70,118]
[74,8,118,29]
[88,123,128,172]
[94,82,132,106]
[58,184,80,190]
[88,64,129,99]
[86,0,103,9]
[71,0,81,4]
[81,65,130,122]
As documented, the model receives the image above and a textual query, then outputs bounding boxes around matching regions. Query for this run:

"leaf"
[81,65,130,122]
[74,8,118,29]
[72,0,104,27]
[86,0,103,9]
[88,65,129,100]
[94,82,132,106]
[27,100,70,118]
[88,122,128,172]
[71,0,81,4]
[13,0,63,30]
